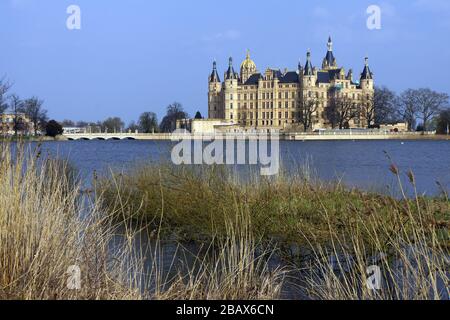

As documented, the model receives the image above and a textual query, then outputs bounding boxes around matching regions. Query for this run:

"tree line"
[298,86,450,133]
[62,102,200,134]
[0,78,50,136]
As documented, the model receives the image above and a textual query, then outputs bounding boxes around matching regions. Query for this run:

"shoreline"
[2,134,449,142]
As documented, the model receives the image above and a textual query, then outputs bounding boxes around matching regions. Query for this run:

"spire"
[225,57,238,80]
[327,36,333,51]
[304,50,313,76]
[209,60,220,83]
[360,56,373,80]
[322,36,337,69]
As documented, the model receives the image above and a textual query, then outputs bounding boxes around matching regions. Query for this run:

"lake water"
[31,139,449,299]
[35,139,450,196]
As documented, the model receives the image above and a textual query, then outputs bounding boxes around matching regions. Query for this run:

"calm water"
[35,139,450,196]
[31,140,449,299]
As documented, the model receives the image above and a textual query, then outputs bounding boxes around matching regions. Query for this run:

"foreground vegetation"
[99,163,449,299]
[0,143,448,300]
[0,144,283,300]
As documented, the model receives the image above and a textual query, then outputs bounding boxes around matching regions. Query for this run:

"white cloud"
[312,6,330,19]
[413,0,450,12]
[10,0,30,9]
[202,29,241,42]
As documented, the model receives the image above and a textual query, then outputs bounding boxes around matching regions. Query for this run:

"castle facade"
[208,37,374,131]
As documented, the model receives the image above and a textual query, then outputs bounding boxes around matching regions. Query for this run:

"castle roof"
[243,73,262,85]
[360,57,373,80]
[279,71,299,83]
[225,57,239,80]
[209,61,221,83]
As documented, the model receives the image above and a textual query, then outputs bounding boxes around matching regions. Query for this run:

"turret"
[209,61,220,83]
[223,57,239,122]
[346,69,353,82]
[303,50,317,87]
[304,50,313,76]
[225,57,238,80]
[360,57,374,90]
[322,36,337,70]
[208,60,223,119]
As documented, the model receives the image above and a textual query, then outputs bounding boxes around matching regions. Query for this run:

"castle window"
[278,102,282,108]
[278,112,282,118]
[230,94,233,100]
[285,101,288,108]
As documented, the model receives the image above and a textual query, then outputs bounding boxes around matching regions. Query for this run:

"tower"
[322,36,338,70]
[208,61,222,119]
[223,57,239,122]
[303,50,317,87]
[360,56,374,90]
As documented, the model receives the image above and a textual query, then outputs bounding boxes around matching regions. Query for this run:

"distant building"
[176,119,235,134]
[380,122,408,133]
[63,127,86,134]
[1,113,34,135]
[208,37,374,131]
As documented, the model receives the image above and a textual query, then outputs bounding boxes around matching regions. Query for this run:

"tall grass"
[99,162,449,300]
[0,143,142,299]
[0,143,282,300]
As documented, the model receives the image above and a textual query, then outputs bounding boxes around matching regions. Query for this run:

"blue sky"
[1,0,450,124]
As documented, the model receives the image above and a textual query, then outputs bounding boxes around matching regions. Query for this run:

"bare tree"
[0,78,12,115]
[414,88,449,131]
[298,96,320,132]
[436,109,450,135]
[9,95,25,136]
[138,112,159,133]
[102,117,125,133]
[159,102,188,133]
[372,86,399,125]
[23,97,48,136]
[398,89,419,131]
[326,91,359,129]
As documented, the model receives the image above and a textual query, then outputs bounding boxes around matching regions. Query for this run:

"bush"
[45,120,64,137]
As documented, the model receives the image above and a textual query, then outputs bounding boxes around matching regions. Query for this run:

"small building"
[1,113,34,135]
[379,123,408,133]
[176,119,236,134]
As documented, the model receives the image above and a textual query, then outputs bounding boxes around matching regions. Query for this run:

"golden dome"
[240,50,257,71]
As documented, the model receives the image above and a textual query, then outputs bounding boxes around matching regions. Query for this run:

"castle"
[207,37,374,131]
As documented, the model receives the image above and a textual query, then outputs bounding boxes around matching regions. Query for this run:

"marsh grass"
[99,162,449,300]
[0,143,283,300]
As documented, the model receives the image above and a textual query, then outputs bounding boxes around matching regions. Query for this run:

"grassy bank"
[98,164,449,246]
[98,163,449,299]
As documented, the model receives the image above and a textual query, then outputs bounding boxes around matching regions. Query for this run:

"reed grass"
[0,143,283,300]
[99,162,449,300]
